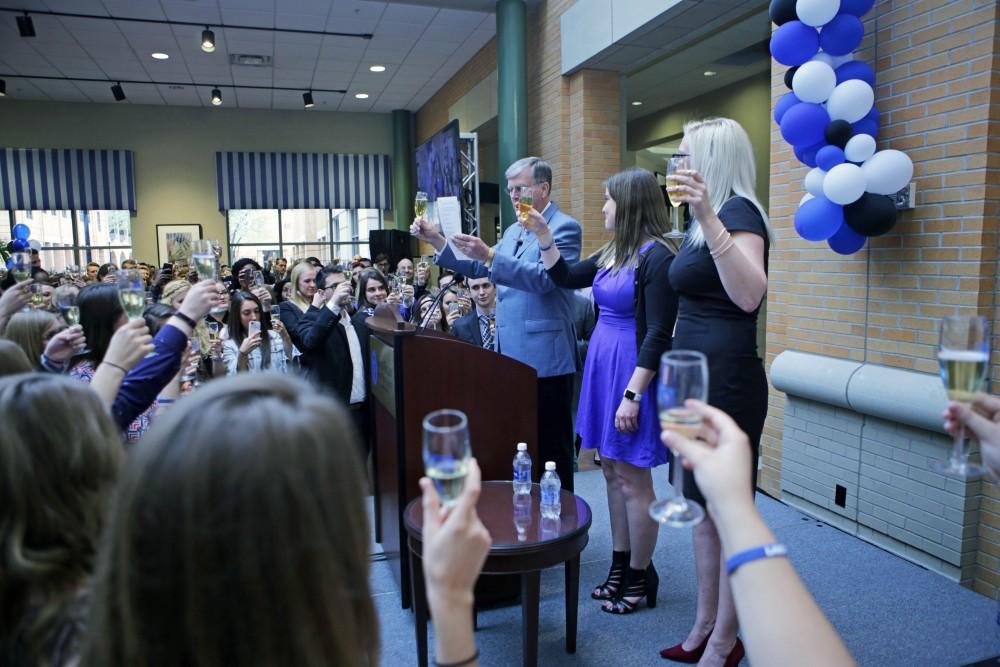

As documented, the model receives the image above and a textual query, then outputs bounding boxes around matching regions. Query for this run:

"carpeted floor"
[370,466,998,666]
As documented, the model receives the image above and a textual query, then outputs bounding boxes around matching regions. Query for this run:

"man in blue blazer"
[410,157,581,490]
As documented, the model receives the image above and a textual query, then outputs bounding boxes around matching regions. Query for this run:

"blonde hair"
[159,279,210,352]
[4,310,60,370]
[682,118,771,247]
[289,262,317,313]
[0,339,33,376]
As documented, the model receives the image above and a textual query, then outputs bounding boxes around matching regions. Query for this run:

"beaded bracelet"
[101,361,128,374]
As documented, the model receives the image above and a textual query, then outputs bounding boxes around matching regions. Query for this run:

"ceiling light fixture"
[16,12,35,37]
[631,101,643,106]
[703,70,717,77]
[151,52,169,60]
[369,65,386,72]
[303,90,314,108]
[354,92,369,99]
[201,27,216,53]
[211,87,222,106]
[111,82,126,102]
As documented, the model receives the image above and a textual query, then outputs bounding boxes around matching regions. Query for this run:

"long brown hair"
[0,340,33,377]
[3,310,60,370]
[594,167,673,271]
[0,374,122,665]
[82,374,378,667]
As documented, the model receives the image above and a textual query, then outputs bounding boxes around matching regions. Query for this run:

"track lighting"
[211,87,222,106]
[201,27,216,53]
[303,90,314,108]
[111,82,126,101]
[0,79,6,97]
[17,12,35,37]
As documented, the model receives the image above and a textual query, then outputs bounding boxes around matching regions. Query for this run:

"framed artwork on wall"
[156,224,202,266]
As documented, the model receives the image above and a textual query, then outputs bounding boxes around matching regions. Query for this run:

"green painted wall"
[0,100,393,261]
[626,72,771,207]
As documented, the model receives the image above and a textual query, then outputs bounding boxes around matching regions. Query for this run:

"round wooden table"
[404,481,592,667]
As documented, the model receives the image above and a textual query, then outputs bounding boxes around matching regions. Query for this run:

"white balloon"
[829,54,854,68]
[861,150,914,195]
[812,52,836,67]
[826,79,874,123]
[823,163,866,205]
[844,134,876,163]
[804,167,827,197]
[800,193,815,206]
[793,61,837,104]
[797,0,840,27]
[28,239,41,251]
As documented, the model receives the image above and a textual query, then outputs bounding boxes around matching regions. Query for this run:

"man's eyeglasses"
[506,184,535,195]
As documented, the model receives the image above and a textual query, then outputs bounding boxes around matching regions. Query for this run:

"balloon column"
[770,0,913,255]
[3,223,35,265]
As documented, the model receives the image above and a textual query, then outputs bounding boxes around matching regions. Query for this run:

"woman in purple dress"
[530,167,679,614]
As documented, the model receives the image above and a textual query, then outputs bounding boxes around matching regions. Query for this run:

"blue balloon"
[12,223,30,241]
[795,196,845,242]
[773,91,800,125]
[794,141,826,168]
[840,0,875,16]
[11,238,29,251]
[780,102,830,147]
[816,145,846,171]
[770,21,820,67]
[835,60,875,87]
[828,220,867,254]
[852,105,880,138]
[819,14,864,55]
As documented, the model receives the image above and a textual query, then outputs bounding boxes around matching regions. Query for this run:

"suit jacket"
[452,310,486,347]
[280,301,354,403]
[436,202,581,378]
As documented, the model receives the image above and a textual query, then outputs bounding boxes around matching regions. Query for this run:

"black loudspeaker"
[368,229,414,267]
[479,182,500,204]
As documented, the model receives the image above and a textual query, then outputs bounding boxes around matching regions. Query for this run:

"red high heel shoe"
[723,638,745,667]
[659,630,712,662]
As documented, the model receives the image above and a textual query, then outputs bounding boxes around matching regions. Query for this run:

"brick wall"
[766,0,1000,593]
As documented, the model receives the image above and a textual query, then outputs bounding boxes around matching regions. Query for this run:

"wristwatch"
[623,389,642,402]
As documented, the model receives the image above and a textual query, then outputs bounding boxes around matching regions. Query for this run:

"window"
[226,209,382,268]
[7,210,133,272]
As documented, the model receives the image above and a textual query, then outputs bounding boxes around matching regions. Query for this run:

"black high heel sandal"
[591,550,629,600]
[602,563,659,614]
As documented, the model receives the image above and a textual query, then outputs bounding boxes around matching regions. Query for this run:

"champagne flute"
[117,269,146,320]
[517,186,534,224]
[192,240,218,282]
[30,283,45,309]
[664,154,689,248]
[650,350,708,527]
[422,409,471,507]
[415,191,429,219]
[935,316,989,478]
[10,252,31,283]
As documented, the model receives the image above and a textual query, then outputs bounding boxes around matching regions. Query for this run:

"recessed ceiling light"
[631,101,643,106]
[151,52,169,60]
[354,93,369,99]
[369,65,386,73]
[703,70,717,77]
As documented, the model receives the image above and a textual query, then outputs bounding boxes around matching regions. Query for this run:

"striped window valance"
[215,152,392,211]
[0,148,136,211]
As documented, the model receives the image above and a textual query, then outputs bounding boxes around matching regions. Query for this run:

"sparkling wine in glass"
[935,316,989,478]
[517,186,534,224]
[650,350,708,527]
[664,154,689,247]
[192,240,217,282]
[415,191,429,219]
[10,252,31,283]
[117,269,146,319]
[423,409,471,507]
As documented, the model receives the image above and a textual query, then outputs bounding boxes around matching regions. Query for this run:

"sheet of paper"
[436,196,470,260]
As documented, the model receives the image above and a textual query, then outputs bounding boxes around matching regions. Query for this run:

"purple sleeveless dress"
[576,247,667,468]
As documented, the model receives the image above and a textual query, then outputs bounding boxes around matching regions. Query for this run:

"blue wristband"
[726,543,788,576]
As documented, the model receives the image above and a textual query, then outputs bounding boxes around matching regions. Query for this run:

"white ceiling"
[0,0,496,112]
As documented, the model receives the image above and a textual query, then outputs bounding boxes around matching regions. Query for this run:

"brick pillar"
[765,0,1000,592]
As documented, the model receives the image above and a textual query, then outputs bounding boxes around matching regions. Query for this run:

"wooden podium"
[367,311,539,608]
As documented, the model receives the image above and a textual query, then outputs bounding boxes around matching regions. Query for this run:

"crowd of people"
[3,114,987,666]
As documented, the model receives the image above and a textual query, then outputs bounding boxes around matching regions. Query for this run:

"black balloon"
[784,65,799,90]
[824,120,853,149]
[844,193,898,237]
[769,0,798,25]
[5,241,13,253]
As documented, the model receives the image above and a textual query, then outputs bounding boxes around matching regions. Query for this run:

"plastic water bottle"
[540,461,561,519]
[513,442,532,495]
